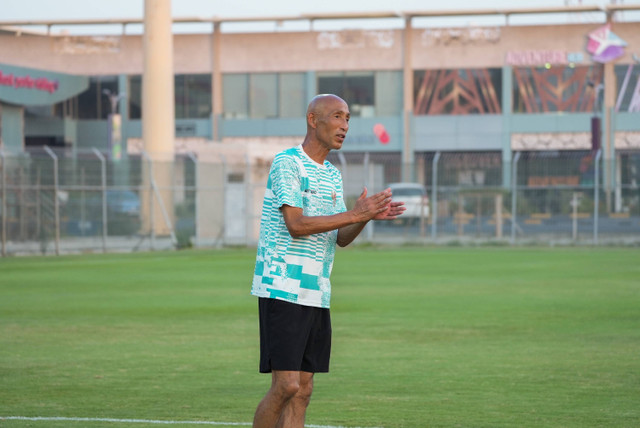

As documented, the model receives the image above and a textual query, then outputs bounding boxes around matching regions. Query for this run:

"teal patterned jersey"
[251,145,347,308]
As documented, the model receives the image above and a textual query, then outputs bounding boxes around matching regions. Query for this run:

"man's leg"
[275,371,314,428]
[253,370,313,428]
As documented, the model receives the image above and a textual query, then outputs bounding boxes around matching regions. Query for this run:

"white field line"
[1,416,383,428]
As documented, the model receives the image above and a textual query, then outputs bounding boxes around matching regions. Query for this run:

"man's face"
[313,98,350,151]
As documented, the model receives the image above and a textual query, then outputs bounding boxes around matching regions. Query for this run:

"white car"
[388,182,429,223]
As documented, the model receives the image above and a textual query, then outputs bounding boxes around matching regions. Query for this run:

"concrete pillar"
[142,0,175,236]
[501,65,513,189]
[402,16,414,182]
[211,22,222,142]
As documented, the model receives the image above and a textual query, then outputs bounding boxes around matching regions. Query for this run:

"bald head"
[307,94,348,116]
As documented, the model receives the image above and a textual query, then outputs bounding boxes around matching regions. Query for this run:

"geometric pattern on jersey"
[251,144,347,308]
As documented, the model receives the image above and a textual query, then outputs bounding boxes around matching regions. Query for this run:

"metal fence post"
[220,154,227,247]
[594,149,602,244]
[245,153,252,247]
[92,148,108,253]
[337,152,347,187]
[187,152,198,245]
[1,149,6,257]
[142,151,155,250]
[363,152,373,241]
[43,146,60,255]
[431,151,441,240]
[511,152,521,244]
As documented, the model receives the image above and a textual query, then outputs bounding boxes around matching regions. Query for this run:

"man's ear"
[307,112,317,129]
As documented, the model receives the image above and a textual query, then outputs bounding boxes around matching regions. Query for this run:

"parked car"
[388,182,429,224]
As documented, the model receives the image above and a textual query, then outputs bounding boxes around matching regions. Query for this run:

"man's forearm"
[336,221,368,247]
[284,209,364,238]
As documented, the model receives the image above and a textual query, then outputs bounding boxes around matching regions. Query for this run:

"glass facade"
[250,73,278,119]
[375,71,403,116]
[279,73,307,118]
[615,64,640,113]
[413,68,502,115]
[175,74,212,119]
[512,65,602,113]
[316,71,402,117]
[317,71,375,117]
[128,75,142,120]
[128,74,212,120]
[78,76,119,119]
[223,74,249,119]
[222,72,307,119]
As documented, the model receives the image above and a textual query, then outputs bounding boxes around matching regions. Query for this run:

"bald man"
[250,94,405,428]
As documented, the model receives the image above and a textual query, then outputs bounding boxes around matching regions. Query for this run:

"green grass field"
[1,246,639,428]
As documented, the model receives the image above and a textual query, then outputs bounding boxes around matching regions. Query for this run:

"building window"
[128,75,142,120]
[223,74,249,119]
[250,73,278,119]
[78,76,118,119]
[223,72,307,119]
[615,64,640,113]
[128,74,212,120]
[279,73,306,118]
[317,71,375,117]
[512,65,601,113]
[175,74,212,119]
[413,68,502,115]
[375,71,403,116]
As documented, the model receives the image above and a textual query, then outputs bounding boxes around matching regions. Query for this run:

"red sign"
[373,123,390,144]
[0,70,59,94]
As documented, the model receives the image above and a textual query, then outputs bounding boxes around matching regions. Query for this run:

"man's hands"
[353,187,406,222]
[336,187,405,246]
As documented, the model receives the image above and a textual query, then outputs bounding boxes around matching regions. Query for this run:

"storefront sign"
[505,50,584,66]
[587,24,626,63]
[0,70,59,94]
[0,63,88,106]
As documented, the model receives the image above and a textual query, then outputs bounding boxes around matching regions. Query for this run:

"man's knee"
[296,374,314,403]
[272,376,301,401]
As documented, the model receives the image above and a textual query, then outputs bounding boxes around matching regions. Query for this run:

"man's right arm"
[281,187,391,239]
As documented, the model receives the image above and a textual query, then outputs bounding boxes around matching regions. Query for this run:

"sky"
[2,0,639,34]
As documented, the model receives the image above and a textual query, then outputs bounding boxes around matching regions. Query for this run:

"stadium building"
[0,4,639,252]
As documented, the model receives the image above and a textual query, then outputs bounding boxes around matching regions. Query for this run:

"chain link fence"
[1,147,639,256]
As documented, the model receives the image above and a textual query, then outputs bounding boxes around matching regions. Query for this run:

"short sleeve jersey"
[251,144,347,308]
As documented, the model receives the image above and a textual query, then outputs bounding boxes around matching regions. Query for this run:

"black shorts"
[258,297,332,373]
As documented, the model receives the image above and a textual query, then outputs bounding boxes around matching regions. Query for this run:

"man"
[250,94,405,428]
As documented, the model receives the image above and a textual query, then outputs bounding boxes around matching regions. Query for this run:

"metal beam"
[1,4,638,29]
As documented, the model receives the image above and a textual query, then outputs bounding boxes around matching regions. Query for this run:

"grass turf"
[1,247,639,427]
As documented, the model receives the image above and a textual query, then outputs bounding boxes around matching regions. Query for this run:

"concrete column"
[142,0,175,236]
[501,65,513,189]
[211,22,222,141]
[402,16,414,182]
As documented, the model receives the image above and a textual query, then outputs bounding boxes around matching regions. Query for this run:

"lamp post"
[588,81,603,152]
[102,89,127,160]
